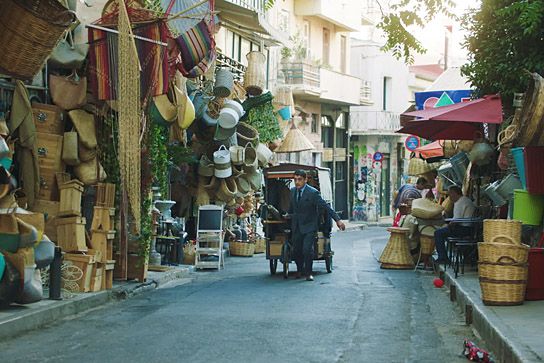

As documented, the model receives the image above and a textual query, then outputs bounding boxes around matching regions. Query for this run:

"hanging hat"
[150,94,177,127]
[68,110,97,149]
[214,68,234,98]
[0,120,9,137]
[214,108,239,141]
[174,85,196,129]
[276,123,314,153]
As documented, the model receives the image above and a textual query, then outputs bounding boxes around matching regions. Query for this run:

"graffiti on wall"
[352,143,379,221]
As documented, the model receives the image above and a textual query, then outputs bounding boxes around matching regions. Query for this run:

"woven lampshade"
[276,123,314,153]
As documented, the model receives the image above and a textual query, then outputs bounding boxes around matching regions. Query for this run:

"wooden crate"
[90,207,115,231]
[64,253,95,292]
[28,199,59,241]
[268,240,285,257]
[90,229,115,261]
[90,263,104,292]
[59,179,84,217]
[56,216,87,252]
[38,168,61,201]
[32,103,66,135]
[36,132,65,172]
[103,260,115,290]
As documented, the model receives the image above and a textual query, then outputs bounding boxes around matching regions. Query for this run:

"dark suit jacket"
[287,185,340,235]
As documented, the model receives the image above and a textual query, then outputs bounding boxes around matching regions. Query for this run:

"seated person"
[392,177,427,224]
[433,185,476,263]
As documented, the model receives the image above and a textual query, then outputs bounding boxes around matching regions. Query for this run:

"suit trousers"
[292,229,316,275]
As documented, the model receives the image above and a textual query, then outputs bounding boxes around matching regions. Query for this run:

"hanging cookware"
[469,132,494,166]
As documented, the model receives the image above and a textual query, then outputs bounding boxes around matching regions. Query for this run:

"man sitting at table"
[433,185,476,264]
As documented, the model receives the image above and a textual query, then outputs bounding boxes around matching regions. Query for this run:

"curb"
[0,266,191,341]
[441,267,541,363]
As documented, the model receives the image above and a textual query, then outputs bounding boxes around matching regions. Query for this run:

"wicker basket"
[483,219,522,244]
[420,235,435,257]
[0,0,75,80]
[479,278,527,306]
[378,227,414,269]
[244,51,266,96]
[237,122,259,145]
[407,157,431,176]
[254,237,266,254]
[478,256,529,281]
[229,240,255,257]
[478,241,530,264]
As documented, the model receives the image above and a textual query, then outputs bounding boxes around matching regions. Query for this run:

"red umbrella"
[397,95,503,140]
[414,140,444,159]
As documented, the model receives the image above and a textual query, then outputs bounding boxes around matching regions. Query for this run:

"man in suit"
[286,169,345,281]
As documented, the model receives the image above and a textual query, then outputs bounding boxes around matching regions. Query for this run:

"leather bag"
[50,74,87,110]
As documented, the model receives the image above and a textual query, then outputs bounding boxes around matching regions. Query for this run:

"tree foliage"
[461,0,544,101]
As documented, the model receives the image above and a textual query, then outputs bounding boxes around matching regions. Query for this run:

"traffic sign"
[373,152,383,162]
[372,160,382,169]
[405,135,420,151]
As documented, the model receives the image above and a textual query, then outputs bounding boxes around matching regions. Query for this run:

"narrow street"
[1,228,482,362]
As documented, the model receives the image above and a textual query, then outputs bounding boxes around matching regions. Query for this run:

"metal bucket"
[484,180,507,207]
[496,174,523,200]
[438,163,457,189]
[450,152,469,182]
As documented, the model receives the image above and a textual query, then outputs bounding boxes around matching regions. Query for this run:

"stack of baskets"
[478,219,530,306]
[378,227,414,269]
[229,240,255,257]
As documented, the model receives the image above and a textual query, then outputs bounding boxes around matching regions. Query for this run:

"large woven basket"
[379,227,414,269]
[0,0,74,80]
[253,237,266,254]
[479,278,527,306]
[237,122,259,145]
[420,235,435,257]
[483,219,522,244]
[229,240,255,257]
[244,51,266,96]
[478,241,530,264]
[478,256,528,281]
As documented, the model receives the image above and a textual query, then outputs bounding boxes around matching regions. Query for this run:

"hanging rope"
[118,0,141,234]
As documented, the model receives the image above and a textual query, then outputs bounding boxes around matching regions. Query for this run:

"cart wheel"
[283,260,289,279]
[270,259,277,274]
[326,256,333,273]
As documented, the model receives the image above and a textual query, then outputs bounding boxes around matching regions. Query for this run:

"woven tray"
[229,240,255,257]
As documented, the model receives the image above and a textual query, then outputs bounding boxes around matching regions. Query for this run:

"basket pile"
[229,240,255,257]
[478,219,529,306]
[378,227,414,269]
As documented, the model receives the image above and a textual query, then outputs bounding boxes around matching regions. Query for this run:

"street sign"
[405,135,420,151]
[372,160,382,169]
[373,152,383,162]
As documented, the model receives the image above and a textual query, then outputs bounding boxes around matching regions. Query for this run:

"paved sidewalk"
[439,264,544,362]
[0,266,192,341]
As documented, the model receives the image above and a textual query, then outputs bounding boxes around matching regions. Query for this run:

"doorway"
[380,156,390,217]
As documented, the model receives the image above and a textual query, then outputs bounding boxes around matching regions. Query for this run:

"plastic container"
[526,248,544,300]
[510,147,526,189]
[278,106,291,120]
[524,146,544,194]
[513,189,544,225]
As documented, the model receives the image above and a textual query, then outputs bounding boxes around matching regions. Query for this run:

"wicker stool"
[379,227,414,269]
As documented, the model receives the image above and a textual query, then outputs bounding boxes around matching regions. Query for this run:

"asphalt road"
[1,228,483,362]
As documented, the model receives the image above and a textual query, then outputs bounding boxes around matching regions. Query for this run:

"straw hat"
[0,120,9,137]
[276,123,314,153]
[174,85,195,129]
[150,94,177,127]
[69,110,97,149]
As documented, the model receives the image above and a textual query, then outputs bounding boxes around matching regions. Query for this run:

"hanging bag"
[48,27,89,70]
[175,16,216,78]
[49,72,87,110]
[62,130,80,166]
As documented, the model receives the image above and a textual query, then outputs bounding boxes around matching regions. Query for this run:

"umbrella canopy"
[414,140,444,159]
[398,95,503,140]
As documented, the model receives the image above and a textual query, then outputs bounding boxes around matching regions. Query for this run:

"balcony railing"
[224,0,265,14]
[281,62,320,88]
[350,111,401,132]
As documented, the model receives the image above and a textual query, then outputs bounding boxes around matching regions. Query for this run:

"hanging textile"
[118,2,141,234]
[88,21,169,101]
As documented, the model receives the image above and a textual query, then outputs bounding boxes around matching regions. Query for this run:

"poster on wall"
[415,90,472,110]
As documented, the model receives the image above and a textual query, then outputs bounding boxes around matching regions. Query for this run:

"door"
[380,156,391,217]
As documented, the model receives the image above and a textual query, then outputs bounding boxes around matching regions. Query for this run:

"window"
[241,38,251,66]
[340,35,347,73]
[321,115,332,127]
[311,114,319,133]
[226,30,234,59]
[303,20,311,58]
[322,28,330,65]
[383,76,392,111]
[336,162,346,181]
[278,10,290,34]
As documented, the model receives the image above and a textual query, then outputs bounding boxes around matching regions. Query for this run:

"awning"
[215,0,289,46]
[414,140,444,159]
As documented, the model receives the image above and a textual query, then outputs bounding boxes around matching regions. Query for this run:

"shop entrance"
[380,156,391,217]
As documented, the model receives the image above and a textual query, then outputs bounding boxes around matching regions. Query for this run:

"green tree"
[461,0,544,102]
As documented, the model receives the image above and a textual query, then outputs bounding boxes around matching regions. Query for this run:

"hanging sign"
[405,135,420,151]
[373,152,383,162]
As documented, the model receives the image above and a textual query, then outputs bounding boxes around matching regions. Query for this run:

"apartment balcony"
[350,111,401,134]
[294,0,360,32]
[280,62,361,106]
